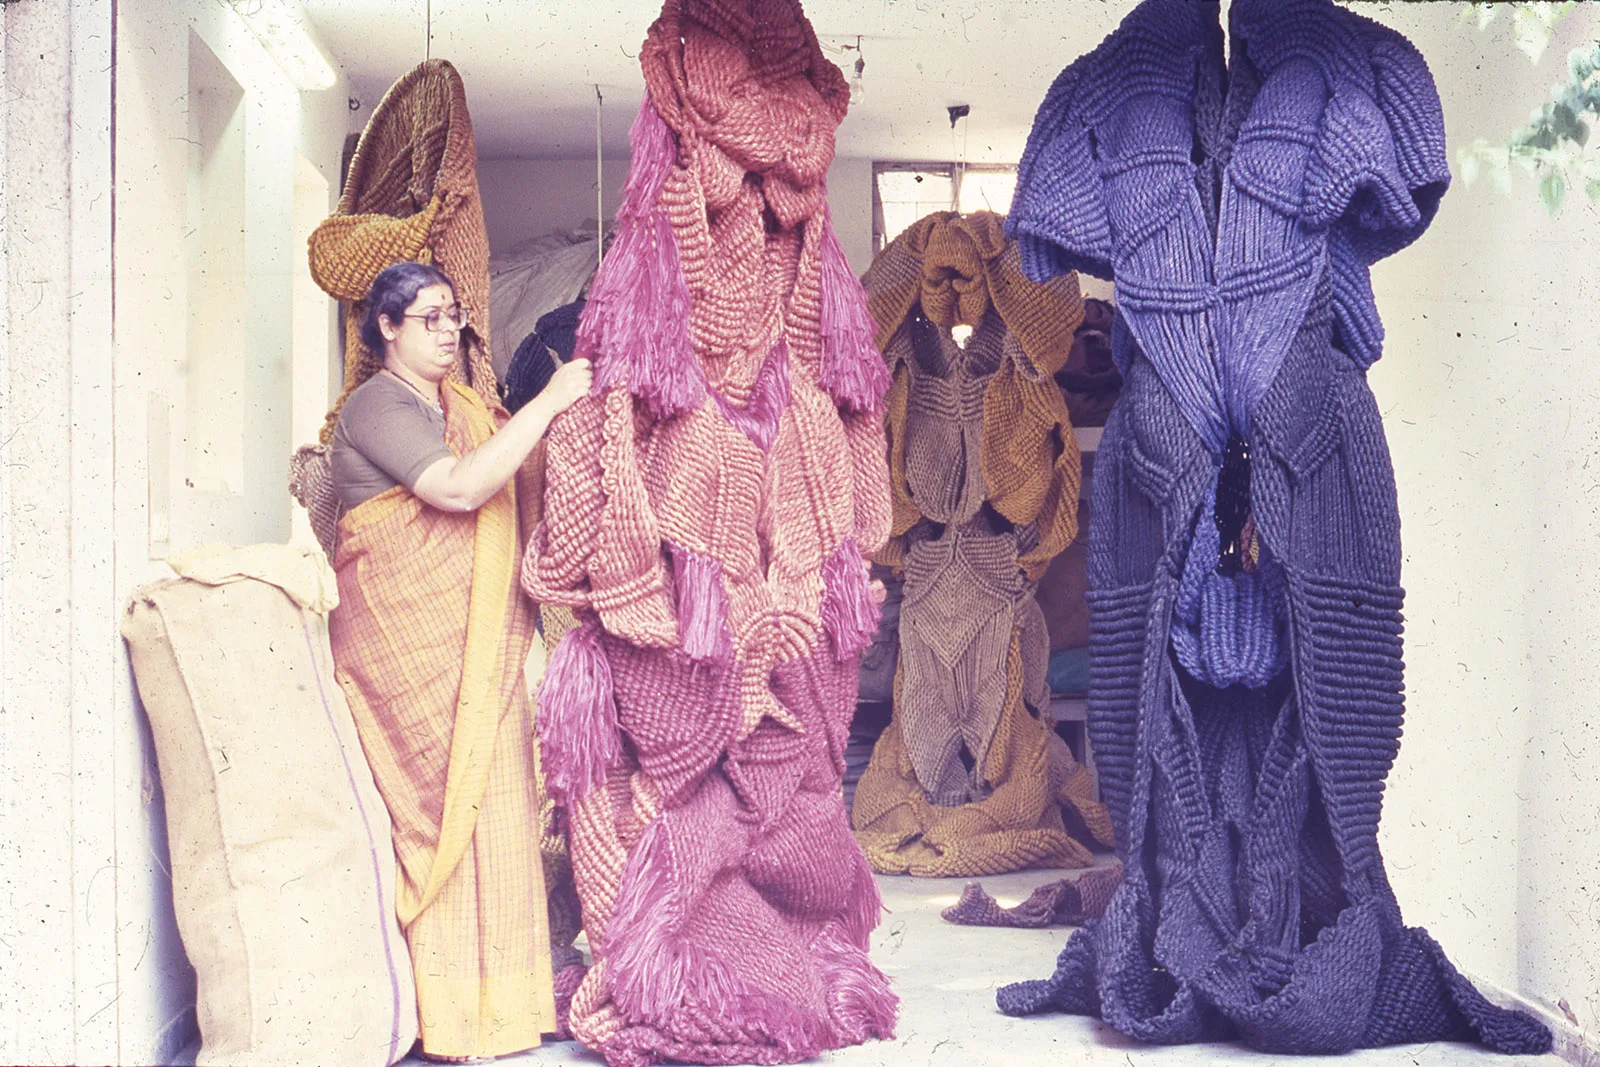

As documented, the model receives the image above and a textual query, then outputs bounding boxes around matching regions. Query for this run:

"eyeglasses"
[402,304,469,333]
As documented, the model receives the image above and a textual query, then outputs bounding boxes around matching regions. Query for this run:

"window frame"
[871,160,1020,254]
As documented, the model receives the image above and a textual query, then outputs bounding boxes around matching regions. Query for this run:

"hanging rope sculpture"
[521,1,898,1064]
[993,0,1552,1054]
[309,59,499,430]
[850,211,1114,878]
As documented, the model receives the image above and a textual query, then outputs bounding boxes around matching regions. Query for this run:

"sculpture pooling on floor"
[851,211,1114,878]
[995,0,1552,1054]
[521,1,898,1064]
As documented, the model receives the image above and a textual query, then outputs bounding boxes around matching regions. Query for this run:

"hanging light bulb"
[849,37,866,102]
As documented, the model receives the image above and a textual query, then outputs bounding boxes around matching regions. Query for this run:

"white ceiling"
[300,0,1130,163]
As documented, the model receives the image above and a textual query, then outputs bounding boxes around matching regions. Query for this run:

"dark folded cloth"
[857,565,902,704]
[1056,297,1119,428]
[941,863,1123,928]
[503,298,586,413]
[1045,647,1091,695]
[1037,502,1091,654]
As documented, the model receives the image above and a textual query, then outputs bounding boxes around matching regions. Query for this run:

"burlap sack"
[122,572,417,1067]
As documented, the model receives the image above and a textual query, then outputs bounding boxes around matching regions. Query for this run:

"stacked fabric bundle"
[850,211,1113,878]
[995,0,1552,1055]
[521,1,898,1063]
[123,546,418,1067]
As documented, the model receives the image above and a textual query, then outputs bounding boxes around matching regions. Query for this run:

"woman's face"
[379,283,461,383]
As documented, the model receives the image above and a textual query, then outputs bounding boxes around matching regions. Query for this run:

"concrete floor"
[412,868,1563,1067]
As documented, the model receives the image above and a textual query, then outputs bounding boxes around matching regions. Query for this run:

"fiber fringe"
[536,616,621,805]
[712,336,793,451]
[668,542,734,665]
[820,537,879,661]
[577,99,705,419]
[813,924,898,1044]
[604,818,830,1056]
[818,216,891,414]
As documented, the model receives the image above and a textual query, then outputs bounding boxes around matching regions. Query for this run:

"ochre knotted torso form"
[852,212,1113,878]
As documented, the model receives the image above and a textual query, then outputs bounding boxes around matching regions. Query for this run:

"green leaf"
[1539,169,1567,214]
[1570,42,1600,82]
[1551,103,1582,139]
[1586,178,1600,202]
[1510,4,1576,64]
[1459,151,1481,187]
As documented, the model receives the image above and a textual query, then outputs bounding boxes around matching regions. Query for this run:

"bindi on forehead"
[411,285,455,312]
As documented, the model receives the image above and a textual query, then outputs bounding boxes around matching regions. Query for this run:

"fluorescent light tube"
[229,0,337,92]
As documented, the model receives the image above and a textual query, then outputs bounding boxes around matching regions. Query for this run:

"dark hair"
[361,261,456,352]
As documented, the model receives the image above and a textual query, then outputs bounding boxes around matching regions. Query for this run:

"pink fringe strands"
[820,537,880,662]
[711,336,793,452]
[535,616,621,806]
[577,98,705,419]
[818,214,892,414]
[667,542,734,666]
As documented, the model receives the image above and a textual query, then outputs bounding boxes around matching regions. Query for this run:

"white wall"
[478,156,625,257]
[1363,4,1600,1050]
[828,157,875,277]
[477,154,877,275]
[291,151,338,548]
[120,5,350,558]
[1,1,124,1062]
[3,4,350,1064]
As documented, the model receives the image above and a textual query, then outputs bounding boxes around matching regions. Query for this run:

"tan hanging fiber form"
[851,211,1114,878]
[867,211,1083,578]
[291,59,500,558]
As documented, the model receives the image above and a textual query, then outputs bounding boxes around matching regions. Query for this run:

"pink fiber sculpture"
[522,1,898,1064]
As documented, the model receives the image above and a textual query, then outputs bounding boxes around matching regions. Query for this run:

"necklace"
[384,368,443,414]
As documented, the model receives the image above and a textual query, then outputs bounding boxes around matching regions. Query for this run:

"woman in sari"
[327,261,590,1063]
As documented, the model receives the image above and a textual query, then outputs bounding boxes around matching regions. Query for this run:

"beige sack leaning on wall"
[122,546,418,1067]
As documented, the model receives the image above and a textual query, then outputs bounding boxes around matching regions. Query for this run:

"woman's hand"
[542,358,593,415]
[411,359,594,514]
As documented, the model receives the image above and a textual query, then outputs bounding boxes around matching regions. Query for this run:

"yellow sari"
[329,381,556,1059]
